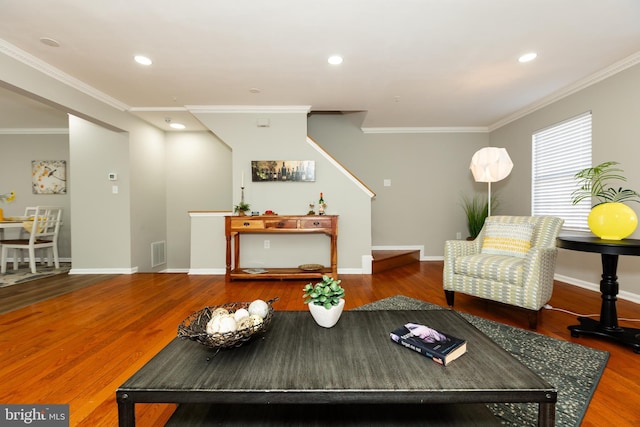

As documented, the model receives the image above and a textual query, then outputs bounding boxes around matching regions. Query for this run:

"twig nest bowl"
[178,298,277,349]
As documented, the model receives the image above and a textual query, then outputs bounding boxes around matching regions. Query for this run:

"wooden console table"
[225,215,338,280]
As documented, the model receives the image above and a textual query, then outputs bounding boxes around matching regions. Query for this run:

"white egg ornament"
[249,314,264,327]
[234,308,250,322]
[206,315,222,334]
[248,299,269,319]
[211,307,229,317]
[218,315,237,333]
[236,317,254,331]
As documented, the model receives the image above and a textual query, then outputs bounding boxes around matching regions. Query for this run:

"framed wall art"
[251,160,315,182]
[32,160,67,194]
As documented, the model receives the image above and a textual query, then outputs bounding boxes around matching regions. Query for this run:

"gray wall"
[308,112,490,257]
[165,131,232,269]
[194,110,373,271]
[69,116,132,271]
[0,132,71,259]
[491,63,640,298]
[129,120,168,272]
[2,52,169,274]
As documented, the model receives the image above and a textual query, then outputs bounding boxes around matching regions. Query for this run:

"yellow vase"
[588,202,638,240]
[0,207,3,221]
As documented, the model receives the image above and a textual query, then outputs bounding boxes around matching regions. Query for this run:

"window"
[532,112,592,231]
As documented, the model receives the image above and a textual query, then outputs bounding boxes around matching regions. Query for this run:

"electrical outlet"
[456,232,462,239]
[264,240,270,249]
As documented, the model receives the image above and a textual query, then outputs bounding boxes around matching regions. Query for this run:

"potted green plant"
[303,275,345,328]
[233,201,251,216]
[571,161,640,239]
[460,193,496,239]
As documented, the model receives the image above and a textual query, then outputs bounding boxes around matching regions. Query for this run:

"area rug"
[354,295,609,427]
[0,263,71,288]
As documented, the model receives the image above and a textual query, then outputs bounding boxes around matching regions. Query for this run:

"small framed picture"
[32,160,67,194]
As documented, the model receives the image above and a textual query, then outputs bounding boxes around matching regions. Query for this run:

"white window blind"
[532,112,592,231]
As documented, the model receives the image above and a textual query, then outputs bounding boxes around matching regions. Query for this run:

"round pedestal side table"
[556,235,640,353]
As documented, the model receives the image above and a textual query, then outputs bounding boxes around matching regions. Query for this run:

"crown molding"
[0,39,130,112]
[128,106,189,112]
[488,51,640,131]
[187,105,312,114]
[0,128,68,135]
[361,126,489,134]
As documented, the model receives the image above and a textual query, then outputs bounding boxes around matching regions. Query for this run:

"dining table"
[0,219,27,240]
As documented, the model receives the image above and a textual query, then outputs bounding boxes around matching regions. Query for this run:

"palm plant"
[571,161,640,206]
[461,193,497,239]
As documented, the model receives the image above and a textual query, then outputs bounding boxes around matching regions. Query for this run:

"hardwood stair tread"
[372,249,420,274]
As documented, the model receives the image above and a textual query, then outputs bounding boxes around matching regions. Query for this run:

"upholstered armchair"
[443,215,563,329]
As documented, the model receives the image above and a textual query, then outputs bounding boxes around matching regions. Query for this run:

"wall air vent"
[151,241,166,268]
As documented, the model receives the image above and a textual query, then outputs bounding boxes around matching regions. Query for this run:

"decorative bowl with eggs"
[178,298,278,349]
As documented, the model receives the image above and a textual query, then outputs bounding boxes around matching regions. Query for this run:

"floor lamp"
[469,147,513,216]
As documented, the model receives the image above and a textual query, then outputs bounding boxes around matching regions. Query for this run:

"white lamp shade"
[470,147,513,183]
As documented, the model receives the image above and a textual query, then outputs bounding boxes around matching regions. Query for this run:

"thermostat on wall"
[108,172,118,181]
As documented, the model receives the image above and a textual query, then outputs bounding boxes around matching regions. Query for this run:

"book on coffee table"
[390,323,467,366]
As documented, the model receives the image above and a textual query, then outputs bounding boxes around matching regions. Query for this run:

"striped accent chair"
[443,215,564,329]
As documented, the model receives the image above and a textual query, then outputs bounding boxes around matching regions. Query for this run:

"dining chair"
[18,207,38,239]
[0,206,63,274]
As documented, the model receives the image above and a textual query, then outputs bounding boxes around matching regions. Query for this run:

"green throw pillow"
[481,221,534,258]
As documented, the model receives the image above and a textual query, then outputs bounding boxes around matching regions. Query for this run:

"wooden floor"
[0,262,639,426]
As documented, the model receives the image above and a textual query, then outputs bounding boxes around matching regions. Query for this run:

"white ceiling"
[1,0,639,132]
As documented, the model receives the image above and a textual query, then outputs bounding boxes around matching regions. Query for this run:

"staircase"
[371,249,420,274]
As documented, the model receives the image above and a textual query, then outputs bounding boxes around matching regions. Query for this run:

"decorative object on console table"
[390,323,467,366]
[318,192,326,215]
[233,202,250,216]
[571,161,640,240]
[303,275,345,328]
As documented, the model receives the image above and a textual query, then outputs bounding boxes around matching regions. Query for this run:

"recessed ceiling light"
[328,55,343,65]
[518,52,537,63]
[40,37,60,47]
[134,55,153,66]
[169,123,186,130]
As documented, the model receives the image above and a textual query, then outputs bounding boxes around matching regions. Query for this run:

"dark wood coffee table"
[117,310,556,426]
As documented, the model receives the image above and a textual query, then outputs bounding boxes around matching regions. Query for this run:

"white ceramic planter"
[308,298,345,328]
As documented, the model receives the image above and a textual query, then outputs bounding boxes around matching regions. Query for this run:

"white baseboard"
[188,268,226,275]
[338,268,365,275]
[69,267,138,274]
[554,273,640,304]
